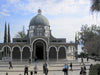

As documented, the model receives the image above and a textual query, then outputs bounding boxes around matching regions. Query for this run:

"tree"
[8,24,11,43]
[91,0,100,12]
[78,24,97,45]
[16,26,26,38]
[16,31,26,38]
[85,34,100,56]
[4,22,7,43]
[78,24,100,56]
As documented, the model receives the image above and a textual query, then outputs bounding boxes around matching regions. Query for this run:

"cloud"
[7,0,89,15]
[78,0,90,5]
[0,8,10,16]
[0,0,94,42]
[49,12,100,42]
[0,11,10,16]
[6,0,20,4]
[0,0,91,16]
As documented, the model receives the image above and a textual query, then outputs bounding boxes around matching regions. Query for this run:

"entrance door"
[35,42,44,59]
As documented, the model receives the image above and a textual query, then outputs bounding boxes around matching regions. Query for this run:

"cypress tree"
[4,22,7,43]
[8,24,11,43]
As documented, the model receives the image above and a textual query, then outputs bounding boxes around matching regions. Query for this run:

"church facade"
[0,9,77,61]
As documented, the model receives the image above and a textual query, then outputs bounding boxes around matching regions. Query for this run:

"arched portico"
[22,46,30,60]
[49,46,57,60]
[2,45,11,57]
[68,46,76,59]
[58,46,66,59]
[32,38,47,60]
[12,46,21,60]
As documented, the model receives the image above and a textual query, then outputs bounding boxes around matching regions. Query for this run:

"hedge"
[89,64,100,75]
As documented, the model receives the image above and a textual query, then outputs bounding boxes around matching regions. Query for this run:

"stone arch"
[22,46,30,59]
[2,45,11,57]
[49,46,57,60]
[32,38,47,60]
[68,46,76,57]
[2,45,11,52]
[32,38,48,51]
[12,46,21,59]
[22,45,31,52]
[58,46,66,59]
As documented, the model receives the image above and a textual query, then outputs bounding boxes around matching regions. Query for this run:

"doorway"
[36,42,44,59]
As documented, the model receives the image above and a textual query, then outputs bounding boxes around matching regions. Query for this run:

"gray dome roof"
[29,9,49,26]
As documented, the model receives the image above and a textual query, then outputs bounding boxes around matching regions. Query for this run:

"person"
[70,62,73,71]
[9,60,13,69]
[29,57,31,64]
[80,67,83,75]
[81,57,83,63]
[83,64,86,71]
[87,56,89,62]
[43,62,47,73]
[80,67,86,75]
[98,71,100,75]
[62,64,68,75]
[44,67,48,75]
[30,71,33,75]
[24,65,28,75]
[6,72,8,75]
[43,63,46,73]
[98,66,100,75]
[89,64,93,70]
[95,57,96,62]
[34,56,37,63]
[34,65,38,75]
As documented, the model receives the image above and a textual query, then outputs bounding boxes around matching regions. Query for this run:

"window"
[29,32,34,37]
[45,31,50,37]
[30,26,34,30]
[45,26,49,31]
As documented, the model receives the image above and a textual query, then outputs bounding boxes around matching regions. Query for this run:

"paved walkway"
[0,58,100,75]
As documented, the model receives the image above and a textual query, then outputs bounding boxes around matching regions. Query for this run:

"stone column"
[47,50,49,62]
[11,51,12,61]
[57,51,58,62]
[30,50,32,63]
[0,52,2,60]
[20,51,22,62]
[66,49,67,61]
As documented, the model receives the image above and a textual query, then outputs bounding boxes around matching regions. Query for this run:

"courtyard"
[0,58,99,75]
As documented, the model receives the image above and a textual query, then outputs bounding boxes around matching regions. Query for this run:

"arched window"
[22,47,30,59]
[12,47,20,59]
[49,47,57,59]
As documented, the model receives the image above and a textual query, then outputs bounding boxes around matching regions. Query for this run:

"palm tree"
[16,31,26,38]
[91,0,100,12]
[16,26,26,38]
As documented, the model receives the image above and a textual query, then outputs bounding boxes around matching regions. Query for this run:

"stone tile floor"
[0,58,99,75]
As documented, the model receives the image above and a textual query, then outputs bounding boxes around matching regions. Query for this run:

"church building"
[0,9,77,61]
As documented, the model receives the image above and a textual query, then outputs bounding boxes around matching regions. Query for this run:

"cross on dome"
[38,9,42,14]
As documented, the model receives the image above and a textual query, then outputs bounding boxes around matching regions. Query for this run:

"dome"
[29,9,49,26]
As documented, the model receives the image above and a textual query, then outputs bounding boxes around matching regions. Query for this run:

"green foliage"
[4,22,7,43]
[79,24,98,45]
[91,0,100,12]
[89,64,100,75]
[8,24,11,43]
[78,52,87,58]
[16,31,26,38]
[78,24,100,56]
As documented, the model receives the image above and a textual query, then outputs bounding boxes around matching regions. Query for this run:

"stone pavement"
[0,58,100,75]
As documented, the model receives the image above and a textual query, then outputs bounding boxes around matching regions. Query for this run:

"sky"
[0,0,100,43]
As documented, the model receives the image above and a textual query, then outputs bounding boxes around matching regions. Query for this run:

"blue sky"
[0,0,99,43]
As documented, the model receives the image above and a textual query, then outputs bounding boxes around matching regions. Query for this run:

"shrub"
[89,64,100,75]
